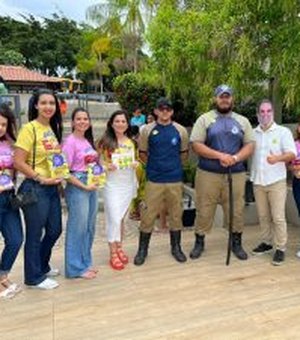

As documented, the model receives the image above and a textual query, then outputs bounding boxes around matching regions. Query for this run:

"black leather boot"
[231,232,248,260]
[134,232,151,266]
[170,230,187,263]
[189,233,205,259]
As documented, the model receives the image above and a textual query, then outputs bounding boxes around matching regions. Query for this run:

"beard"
[216,103,233,114]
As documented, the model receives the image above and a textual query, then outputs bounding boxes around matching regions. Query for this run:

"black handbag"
[182,193,196,227]
[9,189,38,210]
[9,123,38,210]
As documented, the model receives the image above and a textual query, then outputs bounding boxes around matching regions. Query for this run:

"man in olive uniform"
[190,85,255,261]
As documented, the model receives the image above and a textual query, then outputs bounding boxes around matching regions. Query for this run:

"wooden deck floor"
[2,221,300,340]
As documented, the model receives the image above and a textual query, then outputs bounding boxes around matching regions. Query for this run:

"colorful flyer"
[87,163,106,187]
[111,148,135,170]
[48,152,70,179]
[0,170,14,191]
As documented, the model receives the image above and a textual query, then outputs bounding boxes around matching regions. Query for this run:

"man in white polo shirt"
[251,99,296,265]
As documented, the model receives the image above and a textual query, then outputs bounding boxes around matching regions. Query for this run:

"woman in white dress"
[98,110,137,270]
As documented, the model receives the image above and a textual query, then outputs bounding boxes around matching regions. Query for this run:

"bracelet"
[33,173,40,182]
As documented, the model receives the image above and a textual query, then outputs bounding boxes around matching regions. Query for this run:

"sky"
[0,0,100,22]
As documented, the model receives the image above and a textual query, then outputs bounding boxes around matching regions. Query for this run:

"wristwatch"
[233,155,239,162]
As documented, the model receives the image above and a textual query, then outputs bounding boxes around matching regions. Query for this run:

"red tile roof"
[0,65,60,83]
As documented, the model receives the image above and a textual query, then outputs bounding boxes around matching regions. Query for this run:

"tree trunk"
[133,44,138,73]
[269,77,283,124]
[99,53,103,94]
[100,74,103,94]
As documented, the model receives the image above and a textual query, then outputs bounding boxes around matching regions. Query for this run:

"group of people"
[0,89,137,298]
[189,86,297,267]
[0,85,299,299]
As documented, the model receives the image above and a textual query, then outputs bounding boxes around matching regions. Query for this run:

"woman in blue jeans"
[14,89,63,290]
[62,108,99,279]
[291,123,300,257]
[0,104,23,299]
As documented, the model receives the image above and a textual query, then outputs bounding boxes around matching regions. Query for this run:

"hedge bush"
[113,73,165,116]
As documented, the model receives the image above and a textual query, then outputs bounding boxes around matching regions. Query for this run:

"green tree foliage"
[77,29,116,92]
[86,1,155,73]
[0,14,82,75]
[40,14,82,75]
[147,0,300,122]
[113,72,164,115]
[0,43,24,65]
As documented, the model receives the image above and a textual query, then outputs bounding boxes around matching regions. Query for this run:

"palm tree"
[86,0,157,73]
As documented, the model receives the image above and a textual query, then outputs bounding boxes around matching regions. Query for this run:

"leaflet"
[111,149,135,170]
[48,152,70,179]
[87,163,106,187]
[0,170,14,191]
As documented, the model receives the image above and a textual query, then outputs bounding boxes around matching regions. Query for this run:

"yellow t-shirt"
[15,120,60,177]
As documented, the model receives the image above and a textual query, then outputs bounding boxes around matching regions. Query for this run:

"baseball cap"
[214,84,233,97]
[156,97,173,109]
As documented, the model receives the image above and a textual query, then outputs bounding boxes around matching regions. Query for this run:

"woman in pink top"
[291,123,300,257]
[63,108,100,279]
[0,104,23,298]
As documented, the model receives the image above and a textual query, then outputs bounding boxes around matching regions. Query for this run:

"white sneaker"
[296,250,300,258]
[30,278,59,290]
[46,268,60,277]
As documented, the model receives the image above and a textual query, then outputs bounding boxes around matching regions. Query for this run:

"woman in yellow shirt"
[14,89,64,290]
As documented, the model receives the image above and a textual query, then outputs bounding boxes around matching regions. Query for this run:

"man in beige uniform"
[134,98,189,265]
[190,85,255,261]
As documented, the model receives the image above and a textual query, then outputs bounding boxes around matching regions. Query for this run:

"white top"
[250,123,296,186]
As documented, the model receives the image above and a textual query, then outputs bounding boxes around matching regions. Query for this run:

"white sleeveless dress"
[103,140,137,242]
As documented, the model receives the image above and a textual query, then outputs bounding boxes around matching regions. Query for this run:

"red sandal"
[117,248,129,265]
[110,253,125,270]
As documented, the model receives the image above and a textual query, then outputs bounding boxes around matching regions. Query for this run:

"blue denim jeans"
[65,173,99,278]
[19,179,62,285]
[0,190,23,276]
[293,177,300,216]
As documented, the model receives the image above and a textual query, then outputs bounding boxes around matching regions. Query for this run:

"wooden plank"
[1,223,300,339]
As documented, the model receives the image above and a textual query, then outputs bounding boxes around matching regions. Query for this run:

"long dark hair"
[0,103,17,141]
[98,110,131,151]
[28,89,63,143]
[71,107,95,149]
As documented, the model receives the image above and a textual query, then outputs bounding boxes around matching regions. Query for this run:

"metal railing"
[57,92,116,107]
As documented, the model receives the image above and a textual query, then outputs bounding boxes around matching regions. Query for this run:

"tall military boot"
[134,232,151,266]
[189,233,205,259]
[170,230,187,263]
[231,232,248,260]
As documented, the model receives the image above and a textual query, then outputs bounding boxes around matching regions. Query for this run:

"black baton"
[226,167,233,266]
